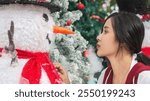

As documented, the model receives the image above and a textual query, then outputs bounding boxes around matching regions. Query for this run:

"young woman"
[97,12,150,84]
[55,12,150,84]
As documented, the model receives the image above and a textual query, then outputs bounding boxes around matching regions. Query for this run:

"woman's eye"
[102,30,108,34]
[104,30,108,33]
[43,13,49,22]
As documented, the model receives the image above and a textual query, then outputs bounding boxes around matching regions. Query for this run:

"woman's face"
[96,18,119,58]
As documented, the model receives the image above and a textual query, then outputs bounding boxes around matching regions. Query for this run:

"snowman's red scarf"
[0,48,62,84]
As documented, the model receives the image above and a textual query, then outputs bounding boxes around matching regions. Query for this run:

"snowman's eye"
[43,13,49,22]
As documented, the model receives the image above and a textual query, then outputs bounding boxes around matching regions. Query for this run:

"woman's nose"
[96,34,101,41]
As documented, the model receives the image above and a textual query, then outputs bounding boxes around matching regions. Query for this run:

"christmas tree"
[50,0,103,84]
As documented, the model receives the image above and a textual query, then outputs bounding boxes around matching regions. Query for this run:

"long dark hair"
[105,12,150,65]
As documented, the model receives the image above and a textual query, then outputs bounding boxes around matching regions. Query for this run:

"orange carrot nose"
[53,26,74,34]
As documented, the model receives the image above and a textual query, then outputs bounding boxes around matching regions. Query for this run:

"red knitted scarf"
[0,48,62,84]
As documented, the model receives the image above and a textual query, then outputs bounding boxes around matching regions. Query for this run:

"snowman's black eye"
[43,13,49,22]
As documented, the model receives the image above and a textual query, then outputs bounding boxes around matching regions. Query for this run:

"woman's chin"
[96,52,103,57]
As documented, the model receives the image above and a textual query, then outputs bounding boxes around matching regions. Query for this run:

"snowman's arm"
[7,21,18,66]
[8,21,15,51]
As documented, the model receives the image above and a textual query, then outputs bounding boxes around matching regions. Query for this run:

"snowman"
[0,0,74,84]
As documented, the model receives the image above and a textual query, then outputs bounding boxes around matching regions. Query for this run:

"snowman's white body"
[0,4,56,84]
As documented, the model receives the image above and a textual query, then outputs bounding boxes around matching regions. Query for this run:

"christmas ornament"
[77,2,85,10]
[90,15,105,23]
[83,50,89,58]
[66,19,72,26]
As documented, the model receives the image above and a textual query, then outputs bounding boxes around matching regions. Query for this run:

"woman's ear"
[121,42,126,47]
[120,42,130,52]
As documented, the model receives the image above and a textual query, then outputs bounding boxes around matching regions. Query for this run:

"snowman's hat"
[116,0,150,15]
[0,0,61,13]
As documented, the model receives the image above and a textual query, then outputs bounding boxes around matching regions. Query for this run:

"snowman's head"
[0,1,74,52]
[0,4,56,52]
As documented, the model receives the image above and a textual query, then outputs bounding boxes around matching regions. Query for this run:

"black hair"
[116,0,150,15]
[105,12,150,65]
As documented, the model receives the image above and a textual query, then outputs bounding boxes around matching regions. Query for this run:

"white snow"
[0,55,28,84]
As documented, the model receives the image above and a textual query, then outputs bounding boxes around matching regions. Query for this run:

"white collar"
[130,54,138,70]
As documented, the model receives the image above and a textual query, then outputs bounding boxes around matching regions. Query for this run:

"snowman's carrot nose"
[53,26,74,34]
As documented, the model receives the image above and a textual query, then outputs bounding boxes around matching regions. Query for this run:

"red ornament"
[142,14,150,21]
[77,2,85,10]
[83,50,89,58]
[90,15,105,23]
[66,19,72,26]
[90,15,100,20]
